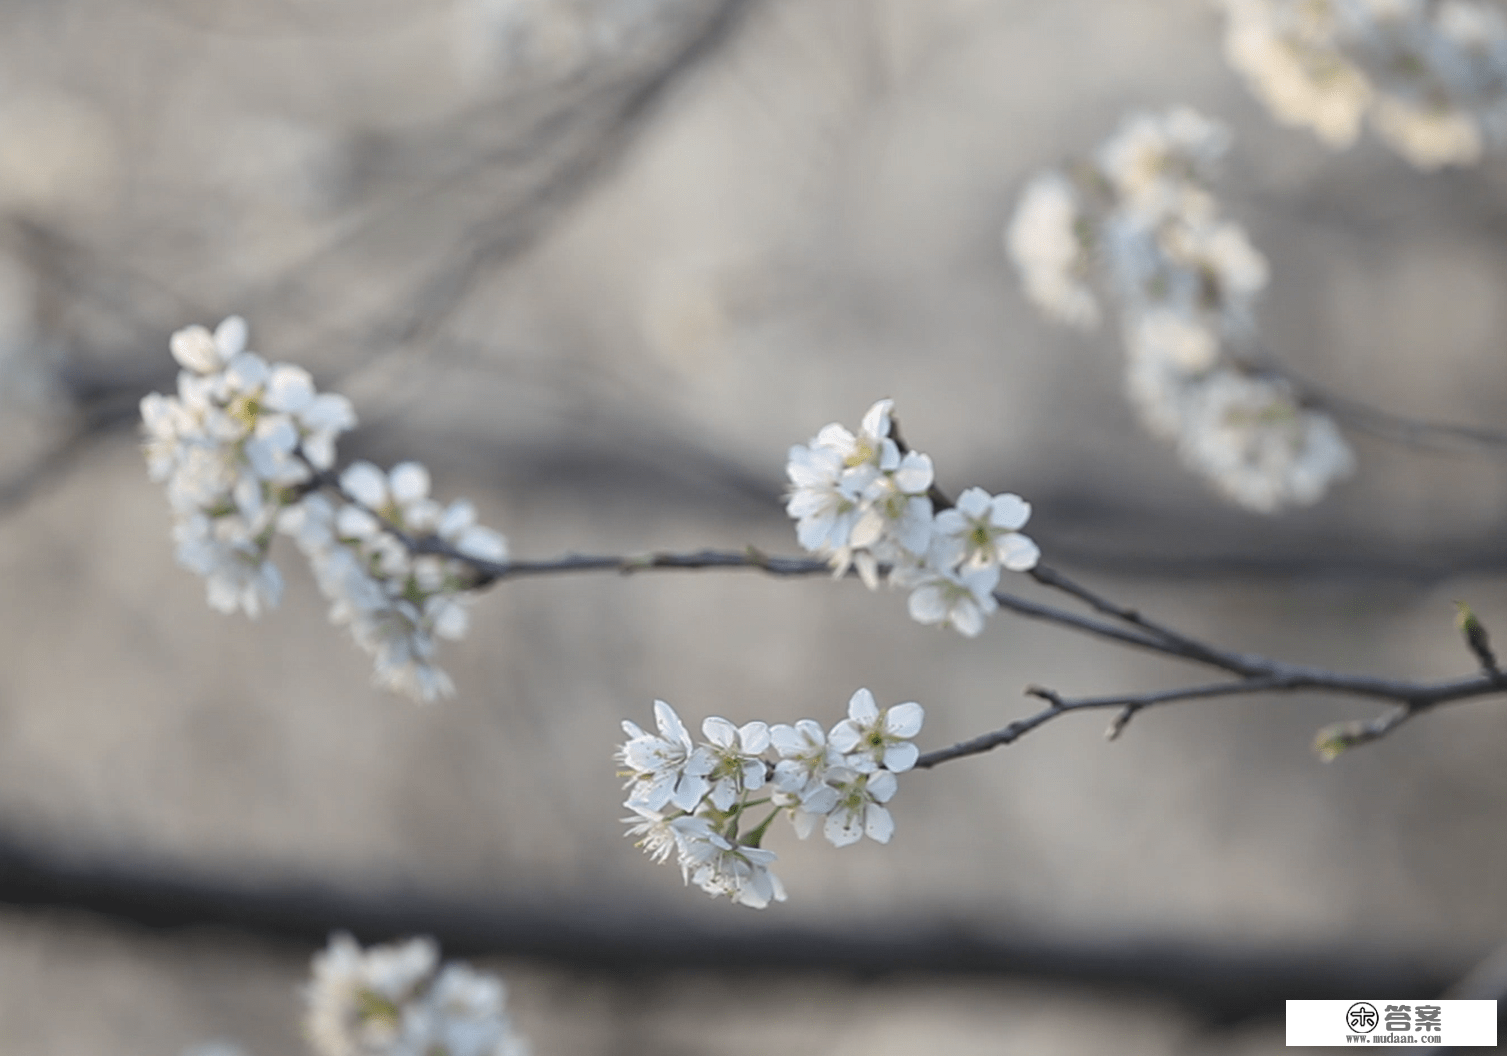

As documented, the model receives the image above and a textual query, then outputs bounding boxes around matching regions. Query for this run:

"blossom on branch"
[618,699,715,813]
[786,399,1039,637]
[618,690,923,907]
[1006,109,1355,513]
[1178,370,1356,513]
[142,317,507,702]
[140,316,356,617]
[827,688,923,774]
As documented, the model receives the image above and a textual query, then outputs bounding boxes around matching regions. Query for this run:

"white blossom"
[1096,106,1230,221]
[821,767,899,847]
[305,934,528,1056]
[1005,109,1354,514]
[1218,0,1507,167]
[1005,172,1100,328]
[785,441,865,553]
[670,815,786,909]
[306,934,438,1056]
[144,317,504,700]
[617,699,713,813]
[622,803,681,864]
[1220,0,1373,148]
[1177,370,1355,512]
[402,964,530,1056]
[850,450,935,558]
[619,690,922,906]
[284,461,506,702]
[173,512,282,617]
[906,564,1001,638]
[701,716,770,811]
[140,317,357,618]
[787,399,1038,634]
[827,688,924,774]
[786,780,842,841]
[769,718,837,798]
[820,397,897,472]
[930,487,1040,574]
[784,399,904,570]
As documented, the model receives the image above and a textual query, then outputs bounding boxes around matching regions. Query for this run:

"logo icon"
[1346,1002,1379,1033]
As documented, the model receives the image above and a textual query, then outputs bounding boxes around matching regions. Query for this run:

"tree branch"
[299,446,1507,765]
[0,826,1459,1026]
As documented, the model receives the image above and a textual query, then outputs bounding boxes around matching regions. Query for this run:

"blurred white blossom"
[457,0,688,83]
[1219,0,1507,168]
[1005,109,1355,513]
[306,934,528,1056]
[142,317,507,701]
[1177,371,1357,513]
[1005,172,1099,328]
[140,316,357,617]
[282,461,508,703]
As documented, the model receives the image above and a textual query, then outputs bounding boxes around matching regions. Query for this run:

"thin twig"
[915,677,1295,768]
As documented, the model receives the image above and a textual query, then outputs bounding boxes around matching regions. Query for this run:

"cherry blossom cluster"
[140,316,357,617]
[1220,0,1507,169]
[141,318,507,701]
[305,934,529,1056]
[786,398,1039,637]
[618,689,924,908]
[1006,108,1355,513]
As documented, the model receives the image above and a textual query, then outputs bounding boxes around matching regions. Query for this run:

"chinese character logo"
[1346,1002,1379,1033]
[1414,1005,1442,1033]
[1385,1004,1413,1032]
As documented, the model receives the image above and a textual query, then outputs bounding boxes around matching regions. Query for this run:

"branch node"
[1025,684,1065,710]
[1454,601,1500,678]
[1313,705,1412,761]
[1105,704,1141,741]
[620,553,656,575]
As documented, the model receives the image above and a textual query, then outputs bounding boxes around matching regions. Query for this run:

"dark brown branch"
[1026,564,1267,676]
[0,826,1461,1025]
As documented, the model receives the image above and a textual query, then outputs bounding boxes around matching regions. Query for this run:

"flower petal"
[864,804,895,843]
[884,702,924,738]
[847,688,879,723]
[340,461,388,508]
[824,808,864,848]
[999,532,1040,571]
[867,769,898,802]
[653,700,689,745]
[827,719,862,754]
[702,716,737,748]
[738,721,771,754]
[882,741,918,773]
[990,493,1031,530]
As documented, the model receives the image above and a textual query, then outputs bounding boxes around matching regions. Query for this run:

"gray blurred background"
[2,0,1507,1052]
